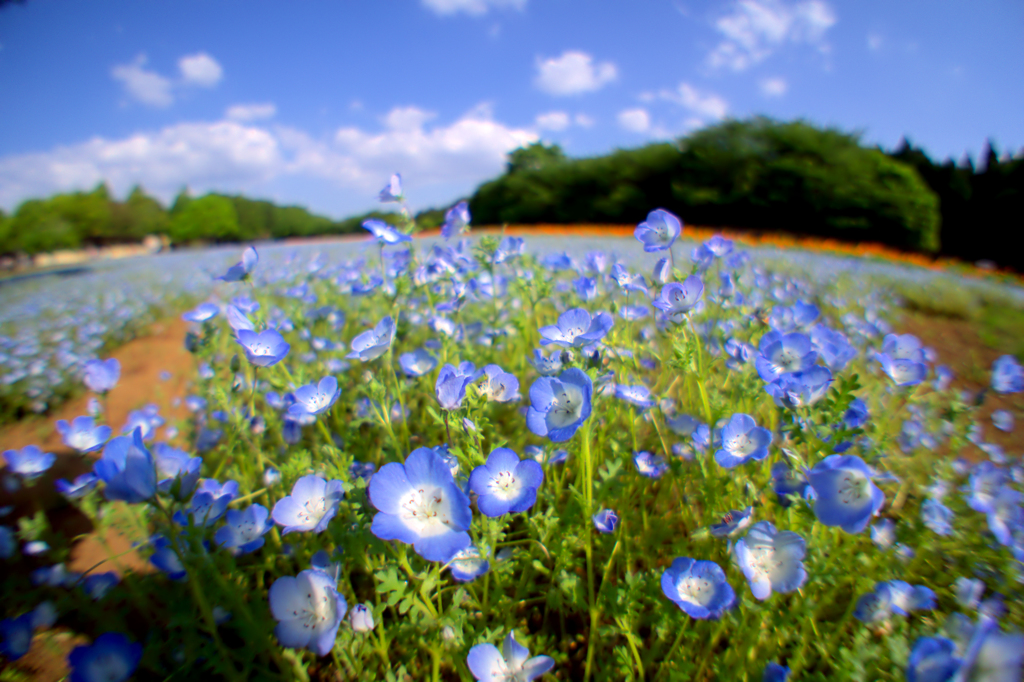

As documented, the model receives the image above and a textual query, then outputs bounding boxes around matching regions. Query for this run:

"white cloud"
[112,52,224,107]
[178,52,223,87]
[867,33,883,51]
[574,113,595,128]
[659,83,729,120]
[535,111,571,131]
[0,105,537,213]
[534,50,617,96]
[707,0,836,71]
[617,108,651,133]
[111,54,173,108]
[759,77,788,97]
[225,103,277,122]
[421,0,525,16]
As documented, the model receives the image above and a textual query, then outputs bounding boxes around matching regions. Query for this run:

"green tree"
[168,194,241,244]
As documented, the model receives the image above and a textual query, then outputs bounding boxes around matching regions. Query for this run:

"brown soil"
[1,318,194,680]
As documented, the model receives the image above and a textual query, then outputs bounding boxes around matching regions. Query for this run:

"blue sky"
[0,0,1021,219]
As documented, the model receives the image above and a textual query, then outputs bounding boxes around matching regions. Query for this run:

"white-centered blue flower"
[347,316,396,361]
[807,455,885,534]
[215,504,273,555]
[539,308,613,348]
[55,416,111,453]
[735,521,807,601]
[526,368,593,443]
[469,448,544,517]
[714,413,772,469]
[272,475,345,535]
[288,376,341,417]
[269,568,346,657]
[634,208,682,252]
[368,447,472,562]
[466,632,555,682]
[661,557,736,620]
[67,632,142,682]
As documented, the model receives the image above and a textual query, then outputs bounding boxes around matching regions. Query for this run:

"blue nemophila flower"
[652,276,704,323]
[236,329,290,367]
[755,331,817,382]
[442,201,470,240]
[83,358,120,394]
[807,455,885,534]
[529,349,567,376]
[986,486,1023,546]
[56,473,99,500]
[737,518,806,598]
[709,506,754,538]
[968,462,1006,514]
[349,603,375,632]
[173,487,232,527]
[288,377,341,417]
[653,257,671,284]
[467,632,555,682]
[634,208,682,252]
[362,218,411,245]
[82,572,120,600]
[149,535,187,580]
[705,234,734,257]
[272,475,344,535]
[881,333,926,362]
[661,557,736,620]
[217,246,258,282]
[93,429,156,503]
[875,352,927,387]
[811,324,857,372]
[399,348,438,377]
[269,568,346,657]
[67,632,142,682]
[56,416,111,453]
[992,410,1014,432]
[921,498,953,536]
[871,518,896,549]
[226,304,255,332]
[593,509,619,533]
[766,366,833,409]
[215,504,273,555]
[539,308,613,348]
[154,443,201,499]
[906,636,959,682]
[843,399,870,429]
[615,384,656,410]
[347,316,396,361]
[0,613,32,660]
[956,577,985,610]
[527,368,593,442]
[714,413,772,469]
[436,362,483,411]
[480,364,521,402]
[691,243,714,273]
[3,445,55,481]
[634,451,668,478]
[469,448,543,517]
[574,275,598,301]
[854,582,893,623]
[763,662,790,682]
[379,173,403,202]
[448,545,490,582]
[992,355,1024,394]
[610,263,649,295]
[887,580,936,615]
[182,302,219,323]
[493,236,525,264]
[771,462,810,507]
[368,447,472,562]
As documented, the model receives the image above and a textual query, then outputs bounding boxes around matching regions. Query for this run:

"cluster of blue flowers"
[2,179,1023,681]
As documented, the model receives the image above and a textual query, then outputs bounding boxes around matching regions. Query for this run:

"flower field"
[2,190,1024,681]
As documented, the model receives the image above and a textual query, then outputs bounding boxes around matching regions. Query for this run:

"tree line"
[1,117,1021,269]
[0,186,397,258]
[469,117,1023,268]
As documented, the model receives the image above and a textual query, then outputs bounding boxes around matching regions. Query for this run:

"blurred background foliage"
[1,117,1021,270]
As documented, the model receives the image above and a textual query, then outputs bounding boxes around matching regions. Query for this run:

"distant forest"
[1,117,1021,270]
